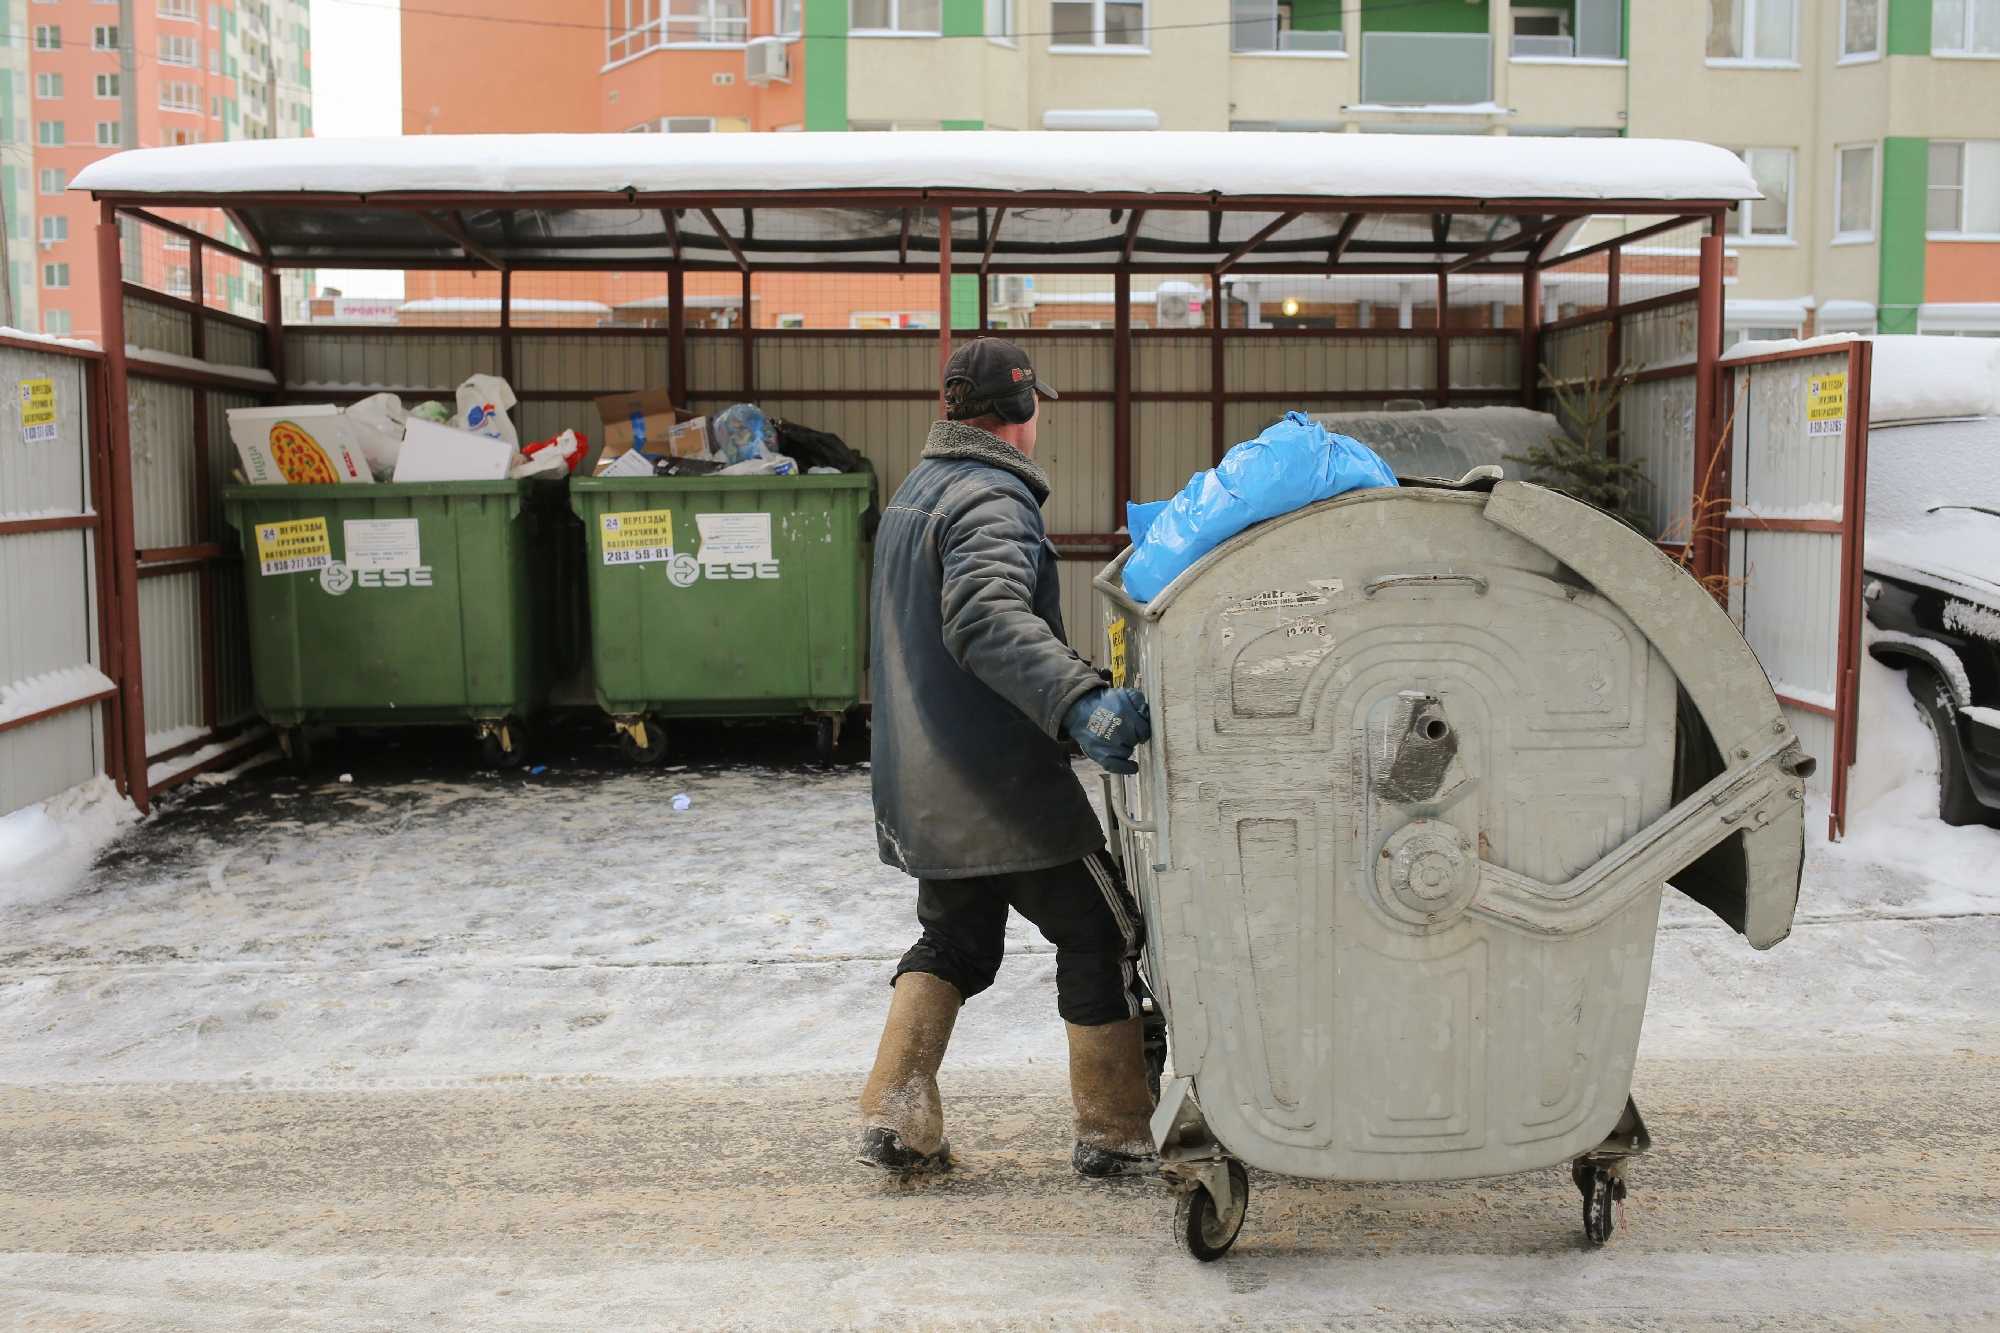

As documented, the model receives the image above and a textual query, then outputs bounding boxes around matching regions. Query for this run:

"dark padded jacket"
[869,420,1107,878]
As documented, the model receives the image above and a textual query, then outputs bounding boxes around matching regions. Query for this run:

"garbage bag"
[1120,411,1398,603]
[344,392,407,480]
[453,373,519,445]
[712,402,776,465]
[773,418,864,473]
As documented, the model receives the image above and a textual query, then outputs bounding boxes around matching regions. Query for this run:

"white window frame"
[96,121,120,146]
[40,216,67,245]
[157,0,198,21]
[1724,147,1796,244]
[775,0,803,36]
[33,24,60,50]
[1705,0,1797,66]
[1839,0,1881,61]
[1049,0,1149,52]
[1230,0,1346,57]
[849,0,942,36]
[158,33,199,65]
[606,0,750,63]
[1928,141,2000,240]
[43,310,73,336]
[159,80,201,113]
[41,261,69,289]
[1834,142,1876,243]
[34,72,61,98]
[95,72,119,98]
[1933,0,2000,56]
[91,24,118,50]
[38,168,66,195]
[986,0,1015,46]
[35,120,64,146]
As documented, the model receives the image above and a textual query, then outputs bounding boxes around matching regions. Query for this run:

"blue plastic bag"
[1120,412,1398,603]
[712,402,775,465]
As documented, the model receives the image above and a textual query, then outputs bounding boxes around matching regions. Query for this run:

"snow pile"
[0,776,139,912]
[0,325,101,353]
[1866,334,2000,423]
[0,665,116,728]
[1718,332,1859,362]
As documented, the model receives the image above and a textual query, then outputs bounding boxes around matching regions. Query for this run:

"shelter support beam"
[1212,273,1226,464]
[701,208,750,271]
[668,267,687,408]
[417,211,503,270]
[938,206,952,416]
[97,201,149,814]
[1114,267,1132,524]
[1692,227,1726,592]
[1519,265,1540,410]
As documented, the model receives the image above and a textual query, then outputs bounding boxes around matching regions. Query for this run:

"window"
[159,34,199,64]
[1723,148,1794,239]
[626,115,751,132]
[33,24,60,49]
[606,0,749,59]
[35,73,62,98]
[850,0,941,33]
[211,48,221,72]
[985,0,1012,42]
[93,25,119,49]
[38,168,66,195]
[36,120,64,146]
[97,121,121,145]
[1934,0,2000,53]
[776,0,802,34]
[1511,8,1571,57]
[158,0,198,18]
[159,81,201,112]
[1929,141,2000,236]
[95,73,120,98]
[44,310,72,335]
[42,262,69,289]
[211,94,222,117]
[40,216,67,244]
[1231,1,1343,53]
[1707,0,1794,62]
[1836,144,1875,239]
[1841,0,1879,57]
[1051,0,1145,47]
[210,4,221,26]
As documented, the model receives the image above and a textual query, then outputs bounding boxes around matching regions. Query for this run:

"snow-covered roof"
[70,133,1756,275]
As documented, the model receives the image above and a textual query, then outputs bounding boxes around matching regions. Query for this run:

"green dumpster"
[568,469,875,764]
[222,479,579,768]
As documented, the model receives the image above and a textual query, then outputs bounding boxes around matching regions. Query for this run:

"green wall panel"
[1879,136,1929,334]
[1886,0,1933,55]
[804,0,848,132]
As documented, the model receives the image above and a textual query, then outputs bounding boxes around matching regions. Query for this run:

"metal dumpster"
[1093,475,1811,1260]
[222,479,579,768]
[569,469,875,764]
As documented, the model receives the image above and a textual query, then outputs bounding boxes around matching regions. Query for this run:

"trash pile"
[591,397,867,481]
[1120,411,1398,603]
[225,373,586,485]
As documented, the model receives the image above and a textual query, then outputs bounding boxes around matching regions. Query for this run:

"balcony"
[1231,4,1345,54]
[1511,34,1573,58]
[1358,32,1491,106]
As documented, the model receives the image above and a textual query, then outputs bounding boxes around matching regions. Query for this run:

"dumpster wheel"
[1173,1158,1248,1262]
[277,726,312,774]
[614,715,668,766]
[813,713,842,767]
[478,719,527,769]
[1573,1159,1625,1247]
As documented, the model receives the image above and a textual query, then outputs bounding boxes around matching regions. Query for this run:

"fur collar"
[922,419,1051,504]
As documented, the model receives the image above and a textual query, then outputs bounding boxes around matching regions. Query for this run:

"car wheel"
[1905,667,1991,826]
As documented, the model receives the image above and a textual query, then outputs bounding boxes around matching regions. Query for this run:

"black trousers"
[894,851,1143,1027]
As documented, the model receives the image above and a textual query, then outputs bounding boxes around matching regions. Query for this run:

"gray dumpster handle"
[1364,572,1489,598]
[1469,733,1809,937]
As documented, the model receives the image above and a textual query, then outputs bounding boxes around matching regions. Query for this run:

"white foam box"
[392,418,516,482]
[226,405,374,485]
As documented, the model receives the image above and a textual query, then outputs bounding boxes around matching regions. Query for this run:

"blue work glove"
[1064,686,1152,775]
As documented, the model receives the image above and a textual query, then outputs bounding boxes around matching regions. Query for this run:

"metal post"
[741,266,755,398]
[1829,337,1873,840]
[190,237,214,729]
[978,271,989,331]
[1210,272,1225,465]
[262,260,287,405]
[1605,243,1622,458]
[938,205,953,417]
[1114,267,1132,524]
[1435,271,1450,408]
[499,268,513,388]
[1519,263,1540,410]
[1693,226,1726,590]
[667,265,687,409]
[97,202,149,813]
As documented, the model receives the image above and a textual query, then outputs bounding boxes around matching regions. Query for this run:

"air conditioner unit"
[993,275,1031,307]
[745,37,789,85]
[1154,281,1204,328]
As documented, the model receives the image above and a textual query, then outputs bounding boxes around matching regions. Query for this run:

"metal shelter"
[8,131,1832,819]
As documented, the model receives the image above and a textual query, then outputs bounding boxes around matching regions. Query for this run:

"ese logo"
[319,562,435,596]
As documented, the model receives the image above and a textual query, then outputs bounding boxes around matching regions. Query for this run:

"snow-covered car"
[1861,338,2000,827]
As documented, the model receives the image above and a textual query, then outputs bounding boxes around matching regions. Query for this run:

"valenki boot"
[856,971,962,1173]
[1066,1016,1161,1178]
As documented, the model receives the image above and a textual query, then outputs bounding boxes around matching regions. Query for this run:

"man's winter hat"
[944,338,1059,422]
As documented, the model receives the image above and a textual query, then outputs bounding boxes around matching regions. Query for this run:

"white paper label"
[342,518,422,570]
[695,512,772,566]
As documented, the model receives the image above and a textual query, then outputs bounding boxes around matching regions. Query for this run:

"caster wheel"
[814,714,838,767]
[1574,1161,1617,1247]
[480,720,527,769]
[1175,1159,1248,1262]
[1140,999,1169,1106]
[278,726,312,773]
[618,717,668,765]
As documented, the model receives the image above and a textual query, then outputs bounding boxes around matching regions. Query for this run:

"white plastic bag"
[452,373,519,445]
[345,392,408,480]
[717,452,797,477]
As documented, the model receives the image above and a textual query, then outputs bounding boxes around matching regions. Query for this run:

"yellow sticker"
[600,509,675,565]
[19,378,55,442]
[1107,618,1128,687]
[254,517,332,576]
[1807,373,1847,436]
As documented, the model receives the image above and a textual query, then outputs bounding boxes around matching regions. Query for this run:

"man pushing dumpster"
[859,337,1158,1179]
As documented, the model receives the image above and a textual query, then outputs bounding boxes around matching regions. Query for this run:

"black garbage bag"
[772,418,863,473]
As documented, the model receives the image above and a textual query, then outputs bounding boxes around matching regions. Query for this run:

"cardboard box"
[226,405,374,485]
[594,389,699,460]
[392,418,515,482]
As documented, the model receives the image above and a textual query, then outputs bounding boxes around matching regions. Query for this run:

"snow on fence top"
[73,132,1756,205]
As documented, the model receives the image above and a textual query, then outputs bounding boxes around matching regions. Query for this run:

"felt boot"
[1066,1016,1161,1178]
[856,971,961,1173]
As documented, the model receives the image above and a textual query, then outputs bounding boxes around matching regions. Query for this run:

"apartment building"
[1,0,312,340]
[402,1,2000,336]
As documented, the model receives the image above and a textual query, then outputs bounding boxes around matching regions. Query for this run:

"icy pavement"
[3,711,1999,1329]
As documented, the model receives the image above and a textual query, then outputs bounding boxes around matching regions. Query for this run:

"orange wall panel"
[1925,242,2000,304]
[402,0,602,135]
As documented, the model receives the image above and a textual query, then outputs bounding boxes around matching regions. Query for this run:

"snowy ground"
[4,659,2000,1329]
